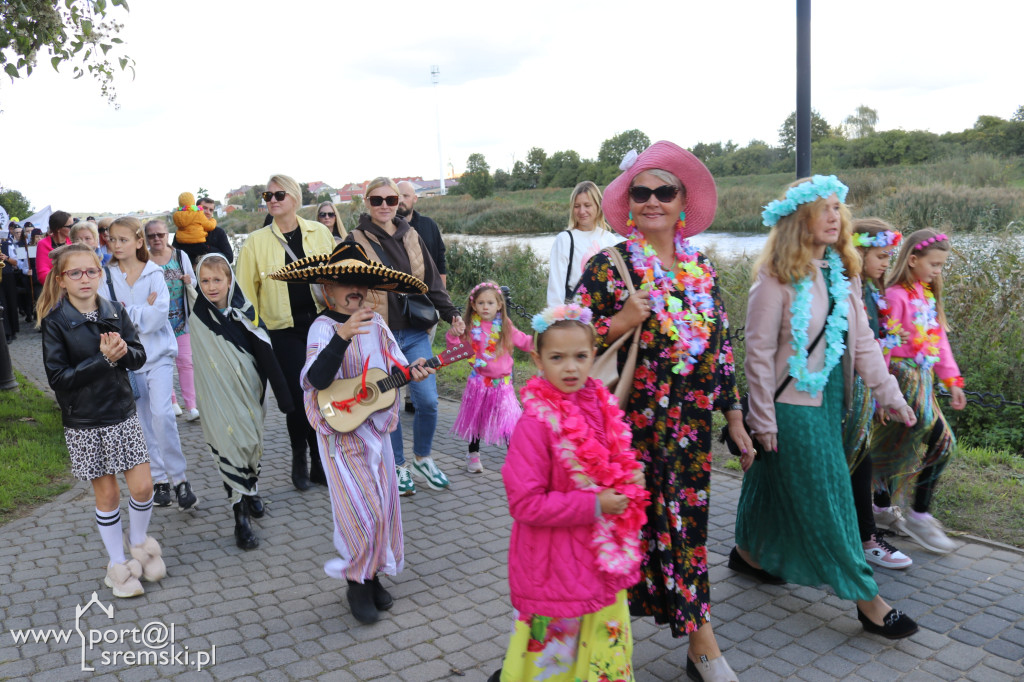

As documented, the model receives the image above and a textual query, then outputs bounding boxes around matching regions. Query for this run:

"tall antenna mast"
[431,65,446,196]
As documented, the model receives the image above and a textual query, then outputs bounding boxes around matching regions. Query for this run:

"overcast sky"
[1,0,1020,214]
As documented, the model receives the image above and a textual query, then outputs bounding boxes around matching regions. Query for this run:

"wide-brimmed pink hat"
[602,140,718,238]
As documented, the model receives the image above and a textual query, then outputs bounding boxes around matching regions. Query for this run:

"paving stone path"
[1,331,1022,681]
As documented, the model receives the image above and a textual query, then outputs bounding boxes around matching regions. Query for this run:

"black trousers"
[268,325,318,461]
[850,453,877,543]
[0,267,19,337]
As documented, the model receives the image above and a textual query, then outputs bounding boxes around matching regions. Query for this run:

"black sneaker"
[728,546,786,584]
[857,607,918,639]
[153,483,172,507]
[174,481,198,511]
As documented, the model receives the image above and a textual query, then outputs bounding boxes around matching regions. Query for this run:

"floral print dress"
[575,243,739,638]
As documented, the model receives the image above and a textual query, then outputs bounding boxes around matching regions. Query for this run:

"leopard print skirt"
[64,414,150,481]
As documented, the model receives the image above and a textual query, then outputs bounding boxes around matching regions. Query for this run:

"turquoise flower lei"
[787,248,850,397]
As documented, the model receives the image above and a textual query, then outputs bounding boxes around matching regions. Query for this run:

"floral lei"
[520,376,650,578]
[867,281,903,353]
[787,248,850,397]
[905,283,940,371]
[470,312,502,369]
[623,216,715,375]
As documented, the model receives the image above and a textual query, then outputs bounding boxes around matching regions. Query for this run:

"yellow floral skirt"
[499,590,634,682]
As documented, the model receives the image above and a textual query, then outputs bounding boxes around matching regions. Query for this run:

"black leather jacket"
[42,297,147,428]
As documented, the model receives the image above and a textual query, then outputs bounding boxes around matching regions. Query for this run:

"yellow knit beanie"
[178,192,195,208]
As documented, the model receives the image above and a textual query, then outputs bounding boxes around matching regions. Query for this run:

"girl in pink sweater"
[868,229,966,555]
[446,281,533,473]
[489,304,649,682]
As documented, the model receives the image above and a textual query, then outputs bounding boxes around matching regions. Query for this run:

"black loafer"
[728,547,786,585]
[486,670,501,682]
[858,607,918,639]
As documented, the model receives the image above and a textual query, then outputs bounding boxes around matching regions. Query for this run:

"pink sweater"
[36,235,69,284]
[501,380,637,618]
[445,320,533,379]
[745,263,908,436]
[880,282,961,383]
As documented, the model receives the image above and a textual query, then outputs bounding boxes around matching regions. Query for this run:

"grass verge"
[0,371,75,526]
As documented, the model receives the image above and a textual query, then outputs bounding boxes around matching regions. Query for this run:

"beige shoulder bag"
[590,247,641,409]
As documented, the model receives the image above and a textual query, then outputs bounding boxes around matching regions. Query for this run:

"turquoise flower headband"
[531,304,593,333]
[761,175,850,227]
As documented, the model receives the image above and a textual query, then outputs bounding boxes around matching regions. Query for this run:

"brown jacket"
[745,262,907,436]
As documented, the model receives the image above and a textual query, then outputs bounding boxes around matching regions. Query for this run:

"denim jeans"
[390,328,438,466]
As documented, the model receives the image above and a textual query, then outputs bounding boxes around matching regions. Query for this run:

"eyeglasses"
[261,190,289,202]
[318,212,336,219]
[146,232,168,240]
[62,268,102,280]
[368,195,399,207]
[628,185,680,203]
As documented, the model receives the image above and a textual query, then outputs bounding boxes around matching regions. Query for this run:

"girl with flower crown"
[866,228,966,555]
[734,176,921,641]
[488,305,649,682]
[843,218,916,572]
[575,141,748,682]
[446,281,533,473]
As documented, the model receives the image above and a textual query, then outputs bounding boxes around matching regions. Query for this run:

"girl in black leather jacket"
[38,244,167,599]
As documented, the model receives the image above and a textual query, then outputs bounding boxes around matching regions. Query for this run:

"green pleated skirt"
[735,363,877,602]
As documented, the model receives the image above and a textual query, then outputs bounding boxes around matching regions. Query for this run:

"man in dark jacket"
[397,182,446,287]
[198,197,234,264]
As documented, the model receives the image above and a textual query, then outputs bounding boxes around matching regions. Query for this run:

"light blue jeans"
[390,329,438,466]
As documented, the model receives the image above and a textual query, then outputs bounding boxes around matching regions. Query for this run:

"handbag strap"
[563,231,575,302]
[602,247,642,344]
[103,266,118,302]
[774,296,836,400]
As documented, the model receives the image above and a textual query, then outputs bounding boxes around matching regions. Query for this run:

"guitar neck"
[375,356,443,393]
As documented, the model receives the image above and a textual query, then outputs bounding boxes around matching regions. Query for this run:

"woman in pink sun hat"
[575,140,751,682]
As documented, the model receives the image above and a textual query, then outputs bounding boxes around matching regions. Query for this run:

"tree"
[525,147,546,189]
[843,105,879,139]
[493,168,510,191]
[0,188,32,219]
[1014,105,1024,123]
[300,183,315,206]
[509,160,531,191]
[778,109,832,152]
[539,150,582,188]
[598,129,651,166]
[460,153,493,199]
[1,0,135,107]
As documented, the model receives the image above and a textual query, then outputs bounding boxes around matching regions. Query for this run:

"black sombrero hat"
[268,242,427,294]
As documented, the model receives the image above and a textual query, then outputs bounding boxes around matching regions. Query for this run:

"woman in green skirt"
[732,176,920,640]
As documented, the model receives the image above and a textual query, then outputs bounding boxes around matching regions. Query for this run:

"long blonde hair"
[885,228,951,326]
[753,179,860,284]
[317,201,348,240]
[108,216,149,264]
[568,181,610,231]
[35,245,101,326]
[851,217,900,291]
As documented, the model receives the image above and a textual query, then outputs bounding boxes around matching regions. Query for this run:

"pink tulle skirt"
[452,372,522,445]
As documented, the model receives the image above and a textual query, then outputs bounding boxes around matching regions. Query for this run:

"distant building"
[225,185,251,203]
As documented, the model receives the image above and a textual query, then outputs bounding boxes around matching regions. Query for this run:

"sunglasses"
[62,268,102,281]
[318,212,336,219]
[368,195,399,207]
[261,190,289,202]
[146,232,168,240]
[628,184,680,203]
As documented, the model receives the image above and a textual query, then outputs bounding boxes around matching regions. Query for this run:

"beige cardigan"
[745,262,907,436]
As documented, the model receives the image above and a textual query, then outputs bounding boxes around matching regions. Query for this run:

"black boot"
[244,494,265,518]
[309,452,327,486]
[292,445,311,491]
[233,501,259,550]
[370,574,393,611]
[346,580,379,624]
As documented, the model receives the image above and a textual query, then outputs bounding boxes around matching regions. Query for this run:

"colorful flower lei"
[853,230,902,248]
[622,215,715,376]
[470,312,502,370]
[761,175,849,227]
[905,282,941,371]
[176,204,201,212]
[520,375,650,578]
[787,248,851,396]
[531,303,592,333]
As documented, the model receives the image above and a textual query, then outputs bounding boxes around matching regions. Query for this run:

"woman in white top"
[545,180,622,307]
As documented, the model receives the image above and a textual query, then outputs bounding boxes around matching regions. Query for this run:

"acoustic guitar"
[318,343,472,433]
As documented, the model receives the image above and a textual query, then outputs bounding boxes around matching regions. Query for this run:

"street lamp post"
[431,66,446,196]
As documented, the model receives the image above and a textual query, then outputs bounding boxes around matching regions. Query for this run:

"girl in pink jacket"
[490,304,649,682]
[446,281,533,474]
[868,229,966,555]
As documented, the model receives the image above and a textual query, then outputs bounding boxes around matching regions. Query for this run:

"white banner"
[25,205,52,231]
[0,205,8,233]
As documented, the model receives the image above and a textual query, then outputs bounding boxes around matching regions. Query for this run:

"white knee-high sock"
[96,508,126,565]
[128,495,154,547]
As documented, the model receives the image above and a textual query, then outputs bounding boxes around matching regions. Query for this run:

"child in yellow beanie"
[172,192,216,245]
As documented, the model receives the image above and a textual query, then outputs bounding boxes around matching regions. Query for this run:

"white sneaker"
[466,454,483,473]
[184,408,200,422]
[863,532,913,570]
[411,456,450,490]
[171,402,183,416]
[902,512,957,554]
[873,504,907,536]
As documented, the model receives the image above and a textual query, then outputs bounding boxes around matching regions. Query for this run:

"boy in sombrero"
[270,242,434,625]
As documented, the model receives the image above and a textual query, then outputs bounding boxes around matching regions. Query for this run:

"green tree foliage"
[493,168,510,191]
[461,153,493,199]
[525,147,546,189]
[0,188,32,219]
[509,160,531,191]
[1,0,135,107]
[597,129,651,166]
[300,183,315,206]
[778,109,832,152]
[540,150,582,188]
[844,105,879,139]
[1013,105,1024,123]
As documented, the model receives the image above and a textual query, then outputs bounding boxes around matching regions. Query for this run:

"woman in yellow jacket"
[236,174,335,491]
